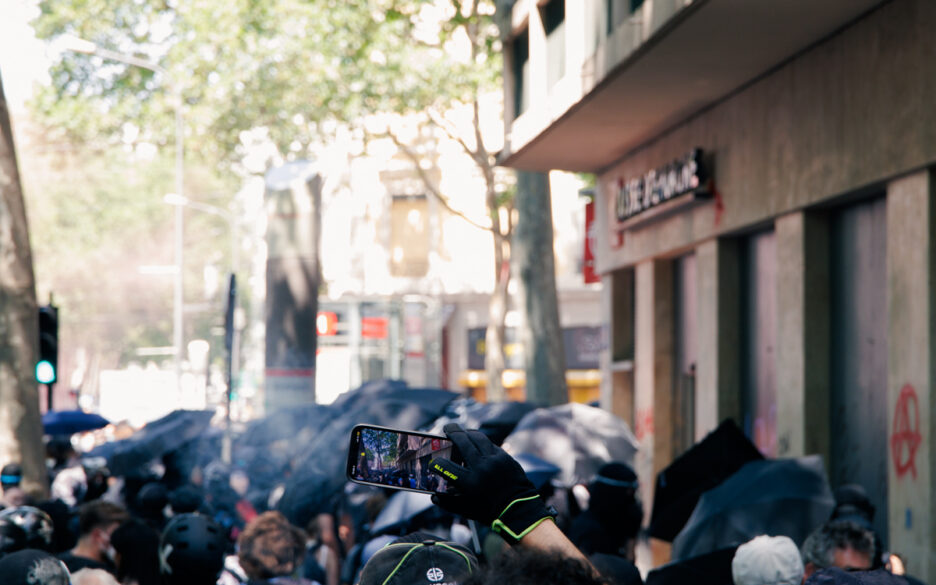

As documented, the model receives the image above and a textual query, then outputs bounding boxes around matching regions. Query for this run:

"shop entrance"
[829,195,888,543]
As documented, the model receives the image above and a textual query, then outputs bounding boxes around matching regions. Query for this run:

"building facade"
[500,0,936,576]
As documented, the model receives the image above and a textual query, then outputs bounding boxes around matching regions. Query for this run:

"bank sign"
[612,148,711,225]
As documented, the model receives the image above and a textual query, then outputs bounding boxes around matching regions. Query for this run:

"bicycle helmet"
[159,513,227,583]
[0,506,54,551]
[0,515,27,557]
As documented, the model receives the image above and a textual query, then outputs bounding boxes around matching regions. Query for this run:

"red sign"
[361,316,389,339]
[431,439,441,451]
[584,200,599,283]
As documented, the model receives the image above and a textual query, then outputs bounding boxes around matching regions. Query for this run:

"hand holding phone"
[346,424,458,494]
[429,423,556,544]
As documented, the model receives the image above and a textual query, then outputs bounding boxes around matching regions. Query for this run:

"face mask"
[106,544,117,563]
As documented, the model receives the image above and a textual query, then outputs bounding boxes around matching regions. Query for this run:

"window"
[390,195,429,277]
[512,28,530,117]
[541,0,566,88]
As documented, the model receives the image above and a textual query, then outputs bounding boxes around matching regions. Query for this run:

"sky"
[0,0,47,112]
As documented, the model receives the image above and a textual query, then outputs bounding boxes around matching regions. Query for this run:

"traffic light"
[36,305,58,385]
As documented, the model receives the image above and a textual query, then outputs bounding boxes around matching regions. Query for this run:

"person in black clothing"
[111,518,161,585]
[567,462,643,561]
[58,500,128,575]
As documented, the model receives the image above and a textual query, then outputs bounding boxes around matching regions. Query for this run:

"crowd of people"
[0,423,925,585]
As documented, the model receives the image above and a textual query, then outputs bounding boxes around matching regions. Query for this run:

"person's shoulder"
[57,552,110,573]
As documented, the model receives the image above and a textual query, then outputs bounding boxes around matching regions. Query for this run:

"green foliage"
[33,0,503,168]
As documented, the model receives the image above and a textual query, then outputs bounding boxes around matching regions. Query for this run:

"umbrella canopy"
[649,419,764,541]
[502,403,638,487]
[424,399,540,444]
[42,410,110,436]
[369,491,435,535]
[101,410,216,477]
[646,546,737,585]
[277,383,458,527]
[513,453,561,489]
[672,455,835,561]
[237,404,333,448]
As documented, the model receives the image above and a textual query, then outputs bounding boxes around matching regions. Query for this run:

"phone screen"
[347,425,457,494]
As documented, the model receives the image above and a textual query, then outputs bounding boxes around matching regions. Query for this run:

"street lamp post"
[62,35,185,393]
[164,194,240,463]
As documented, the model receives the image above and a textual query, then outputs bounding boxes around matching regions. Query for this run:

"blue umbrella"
[42,410,110,436]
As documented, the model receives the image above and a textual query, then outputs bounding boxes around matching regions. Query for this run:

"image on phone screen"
[347,425,456,494]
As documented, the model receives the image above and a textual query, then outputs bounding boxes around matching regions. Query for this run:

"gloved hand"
[429,423,555,544]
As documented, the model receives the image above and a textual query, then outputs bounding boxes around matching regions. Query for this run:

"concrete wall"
[595,0,936,272]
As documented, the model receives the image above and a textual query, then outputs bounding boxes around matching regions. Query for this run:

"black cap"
[0,549,71,585]
[358,534,478,585]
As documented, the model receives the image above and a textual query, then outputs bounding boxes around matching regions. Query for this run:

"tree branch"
[381,129,493,233]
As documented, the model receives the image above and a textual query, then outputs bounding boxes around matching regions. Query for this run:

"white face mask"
[106,544,118,563]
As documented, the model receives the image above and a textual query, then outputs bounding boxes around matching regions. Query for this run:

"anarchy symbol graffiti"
[890,384,922,480]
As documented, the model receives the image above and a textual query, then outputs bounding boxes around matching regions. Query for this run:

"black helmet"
[0,516,27,557]
[0,506,54,551]
[159,513,226,583]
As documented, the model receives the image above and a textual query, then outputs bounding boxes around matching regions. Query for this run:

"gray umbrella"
[502,403,638,488]
[671,455,835,561]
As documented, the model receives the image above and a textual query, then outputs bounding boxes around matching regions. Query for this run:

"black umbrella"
[649,419,764,541]
[237,403,333,448]
[42,410,110,436]
[277,385,458,527]
[646,546,737,585]
[102,410,216,477]
[424,399,540,444]
[502,403,638,487]
[369,491,435,535]
[672,455,835,561]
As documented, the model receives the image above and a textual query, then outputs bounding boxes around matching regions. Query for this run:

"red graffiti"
[891,384,922,480]
[635,408,654,441]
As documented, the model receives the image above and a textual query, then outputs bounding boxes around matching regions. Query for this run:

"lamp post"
[62,35,186,393]
[164,194,240,463]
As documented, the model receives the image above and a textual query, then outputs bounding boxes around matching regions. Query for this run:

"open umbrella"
[102,410,216,477]
[672,455,835,561]
[502,403,638,487]
[425,399,540,445]
[369,491,435,535]
[42,410,110,436]
[277,384,459,527]
[514,453,561,489]
[649,419,764,541]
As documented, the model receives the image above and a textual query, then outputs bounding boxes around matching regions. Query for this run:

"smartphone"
[347,424,459,494]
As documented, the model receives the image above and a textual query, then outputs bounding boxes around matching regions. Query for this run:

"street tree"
[0,69,47,496]
[33,0,566,402]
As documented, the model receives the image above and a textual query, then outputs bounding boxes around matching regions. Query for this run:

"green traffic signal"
[35,359,56,384]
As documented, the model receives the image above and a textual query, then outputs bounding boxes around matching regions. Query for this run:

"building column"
[634,260,675,500]
[886,169,936,581]
[602,268,636,425]
[695,239,742,439]
[775,212,830,459]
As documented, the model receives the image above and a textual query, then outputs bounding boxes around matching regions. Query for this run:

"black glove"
[429,423,555,544]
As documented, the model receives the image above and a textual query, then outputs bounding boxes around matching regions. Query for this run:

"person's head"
[830,485,874,524]
[159,513,227,585]
[80,458,111,502]
[76,500,129,560]
[237,511,306,580]
[802,520,875,579]
[110,518,160,585]
[0,548,71,585]
[0,506,55,551]
[135,482,169,526]
[731,535,804,585]
[71,568,120,585]
[358,533,479,585]
[0,514,28,557]
[1,463,23,491]
[464,547,608,585]
[168,485,203,516]
[587,462,643,549]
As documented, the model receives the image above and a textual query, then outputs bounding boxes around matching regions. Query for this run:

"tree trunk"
[0,70,48,498]
[484,232,509,402]
[512,171,567,406]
